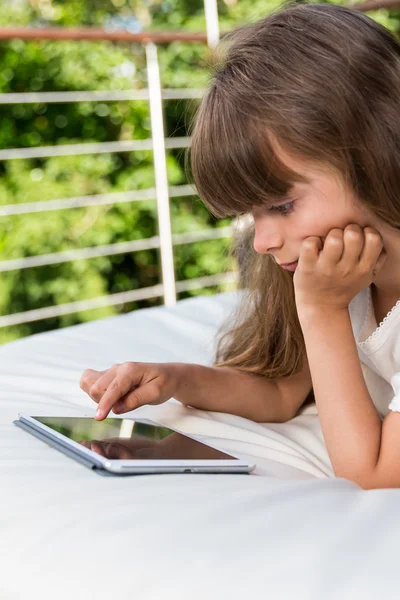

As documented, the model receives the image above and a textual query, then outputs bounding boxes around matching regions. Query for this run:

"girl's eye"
[268,200,295,216]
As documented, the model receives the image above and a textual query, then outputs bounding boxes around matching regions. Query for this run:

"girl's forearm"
[297,306,382,486]
[172,362,288,423]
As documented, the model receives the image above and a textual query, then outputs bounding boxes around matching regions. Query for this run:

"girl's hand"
[79,361,182,421]
[293,224,387,313]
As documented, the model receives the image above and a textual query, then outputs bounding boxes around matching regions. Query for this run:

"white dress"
[348,285,400,418]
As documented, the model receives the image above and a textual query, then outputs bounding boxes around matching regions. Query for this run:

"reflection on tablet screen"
[34,417,237,461]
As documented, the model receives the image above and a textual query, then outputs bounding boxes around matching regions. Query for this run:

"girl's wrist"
[296,303,349,326]
[168,362,194,399]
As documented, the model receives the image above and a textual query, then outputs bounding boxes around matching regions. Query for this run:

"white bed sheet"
[2,291,400,600]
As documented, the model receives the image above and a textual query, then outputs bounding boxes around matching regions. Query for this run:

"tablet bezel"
[18,414,255,474]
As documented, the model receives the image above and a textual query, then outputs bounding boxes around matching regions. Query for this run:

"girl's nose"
[253,219,283,255]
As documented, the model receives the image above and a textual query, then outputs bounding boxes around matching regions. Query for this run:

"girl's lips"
[281,260,298,272]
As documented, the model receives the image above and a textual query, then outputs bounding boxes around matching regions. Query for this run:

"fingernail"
[96,409,103,419]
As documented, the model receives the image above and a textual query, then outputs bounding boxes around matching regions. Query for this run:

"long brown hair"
[187,1,400,387]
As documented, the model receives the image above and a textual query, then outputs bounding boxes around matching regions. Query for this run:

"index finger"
[95,377,125,420]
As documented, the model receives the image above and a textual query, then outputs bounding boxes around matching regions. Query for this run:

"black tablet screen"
[33,416,237,461]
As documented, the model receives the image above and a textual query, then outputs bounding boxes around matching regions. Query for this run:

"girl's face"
[252,143,381,267]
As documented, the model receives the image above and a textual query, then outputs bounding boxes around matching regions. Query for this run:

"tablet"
[14,414,256,475]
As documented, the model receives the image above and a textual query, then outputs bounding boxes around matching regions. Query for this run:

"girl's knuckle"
[93,379,106,393]
[367,232,382,245]
[80,369,94,388]
[89,386,101,401]
[326,235,342,245]
[110,379,120,391]
[344,229,361,240]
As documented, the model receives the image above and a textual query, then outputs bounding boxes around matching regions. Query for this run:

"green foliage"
[0,0,235,344]
[0,0,399,344]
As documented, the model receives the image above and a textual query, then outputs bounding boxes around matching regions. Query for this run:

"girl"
[80,2,400,489]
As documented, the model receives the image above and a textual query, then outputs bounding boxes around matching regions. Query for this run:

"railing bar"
[0,89,205,104]
[0,237,162,272]
[0,227,233,272]
[0,90,149,103]
[0,27,209,43]
[0,136,190,161]
[0,286,164,327]
[173,227,232,245]
[0,272,238,327]
[162,89,205,99]
[0,184,197,216]
[146,42,176,306]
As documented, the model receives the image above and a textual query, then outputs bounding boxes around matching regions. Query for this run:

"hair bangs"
[189,85,308,218]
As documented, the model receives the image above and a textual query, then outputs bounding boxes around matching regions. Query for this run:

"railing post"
[204,0,220,47]
[145,41,177,306]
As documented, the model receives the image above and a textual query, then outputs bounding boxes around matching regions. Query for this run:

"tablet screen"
[33,416,237,461]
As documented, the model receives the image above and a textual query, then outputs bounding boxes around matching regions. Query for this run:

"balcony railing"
[0,0,238,330]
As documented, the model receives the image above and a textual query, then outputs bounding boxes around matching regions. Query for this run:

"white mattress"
[2,291,400,600]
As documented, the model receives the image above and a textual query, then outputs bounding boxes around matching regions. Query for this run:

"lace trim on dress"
[358,286,400,348]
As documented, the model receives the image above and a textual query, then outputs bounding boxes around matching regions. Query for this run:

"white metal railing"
[145,40,176,305]
[0,226,233,272]
[0,1,238,329]
[0,88,205,104]
[0,272,238,328]
[0,184,196,216]
[0,136,190,160]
